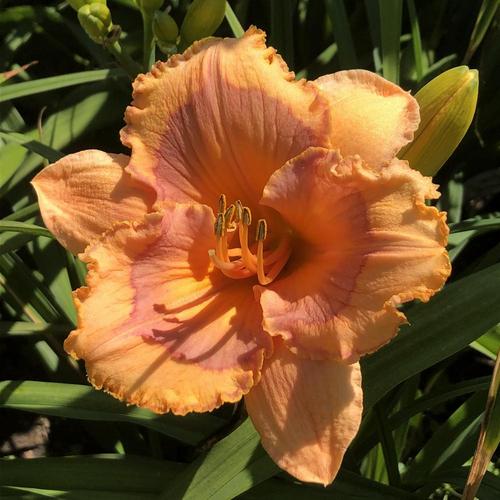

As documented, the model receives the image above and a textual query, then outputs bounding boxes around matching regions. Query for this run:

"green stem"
[106,41,141,79]
[141,10,156,71]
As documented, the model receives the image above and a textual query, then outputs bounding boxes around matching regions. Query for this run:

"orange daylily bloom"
[32,28,451,485]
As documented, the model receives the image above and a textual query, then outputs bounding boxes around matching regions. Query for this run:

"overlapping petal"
[65,204,271,415]
[315,70,419,167]
[245,339,363,485]
[120,27,332,212]
[31,150,155,254]
[258,147,450,362]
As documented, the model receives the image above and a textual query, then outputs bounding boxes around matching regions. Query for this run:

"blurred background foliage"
[0,0,499,499]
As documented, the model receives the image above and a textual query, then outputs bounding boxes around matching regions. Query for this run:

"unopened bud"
[180,0,225,46]
[400,66,479,176]
[68,0,106,11]
[77,3,112,44]
[153,10,179,47]
[135,0,164,12]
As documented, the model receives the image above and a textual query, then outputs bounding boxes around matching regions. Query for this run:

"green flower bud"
[67,0,106,11]
[77,3,112,45]
[135,0,164,12]
[400,66,479,177]
[153,10,179,45]
[180,0,225,46]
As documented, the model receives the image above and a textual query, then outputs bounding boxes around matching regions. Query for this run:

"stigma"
[208,194,292,286]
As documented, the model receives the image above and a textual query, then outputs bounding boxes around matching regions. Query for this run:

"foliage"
[0,0,499,498]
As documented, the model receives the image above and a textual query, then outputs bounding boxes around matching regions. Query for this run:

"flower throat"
[208,194,291,285]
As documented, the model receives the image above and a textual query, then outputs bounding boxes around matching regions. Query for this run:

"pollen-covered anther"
[208,194,291,285]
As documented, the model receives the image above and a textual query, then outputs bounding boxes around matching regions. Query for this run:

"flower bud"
[77,3,112,45]
[180,0,225,46]
[400,66,479,177]
[68,0,106,11]
[153,10,179,45]
[135,0,164,12]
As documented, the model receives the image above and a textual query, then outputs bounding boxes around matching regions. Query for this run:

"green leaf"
[449,216,500,233]
[374,402,401,486]
[325,0,358,69]
[29,237,77,326]
[362,263,500,410]
[3,202,39,221]
[0,253,68,323]
[403,392,487,485]
[160,419,277,500]
[0,88,125,197]
[463,0,499,64]
[361,442,388,485]
[0,69,125,103]
[224,1,245,38]
[364,0,382,73]
[0,221,53,239]
[351,377,491,461]
[241,470,421,499]
[269,0,296,68]
[0,380,225,445]
[421,468,500,500]
[379,0,403,83]
[0,454,182,494]
[0,131,63,163]
[0,487,157,500]
[390,377,491,431]
[471,324,500,360]
[406,0,425,81]
[0,321,70,337]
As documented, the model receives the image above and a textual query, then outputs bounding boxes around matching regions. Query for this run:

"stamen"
[242,206,252,226]
[218,194,226,213]
[224,204,236,231]
[210,196,290,285]
[255,220,290,286]
[214,212,225,238]
[208,250,253,279]
[234,200,243,223]
[214,212,229,261]
[256,219,267,241]
[238,207,257,272]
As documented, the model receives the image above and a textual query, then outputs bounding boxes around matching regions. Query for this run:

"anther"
[256,219,267,241]
[214,213,225,238]
[234,200,243,223]
[218,194,226,213]
[242,206,252,226]
[224,204,236,229]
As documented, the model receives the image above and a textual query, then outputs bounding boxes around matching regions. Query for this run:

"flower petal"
[258,147,450,362]
[65,203,272,415]
[120,27,332,210]
[245,339,362,485]
[315,70,419,167]
[31,150,155,254]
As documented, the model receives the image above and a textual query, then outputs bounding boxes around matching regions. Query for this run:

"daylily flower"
[32,28,451,485]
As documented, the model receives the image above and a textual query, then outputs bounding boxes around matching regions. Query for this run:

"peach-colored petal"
[257,147,450,362]
[65,203,271,415]
[245,339,363,485]
[315,70,419,167]
[120,27,331,213]
[31,150,155,254]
